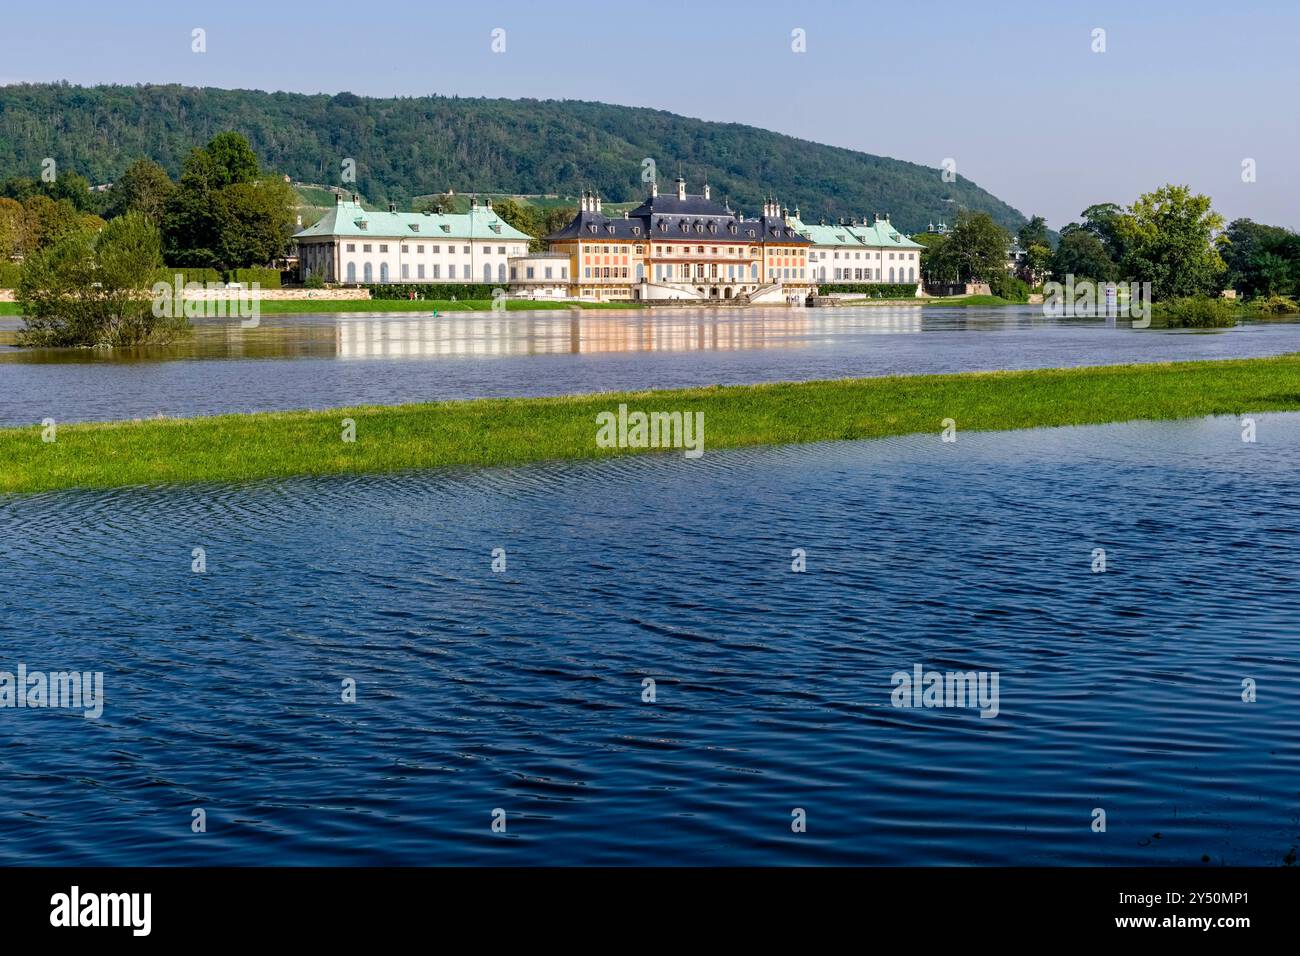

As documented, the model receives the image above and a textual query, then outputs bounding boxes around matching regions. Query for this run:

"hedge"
[363,282,503,300]
[230,268,281,289]
[817,282,919,298]
[153,267,223,285]
[2,264,281,291]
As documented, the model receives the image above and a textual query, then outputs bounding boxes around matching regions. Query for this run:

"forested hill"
[0,83,1028,234]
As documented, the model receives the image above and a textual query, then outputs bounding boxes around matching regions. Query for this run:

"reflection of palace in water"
[333,309,923,359]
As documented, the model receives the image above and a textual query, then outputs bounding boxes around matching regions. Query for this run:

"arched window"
[908,267,915,283]
[483,263,492,282]
[888,267,895,283]
[346,262,356,283]
[363,262,373,283]
[750,263,758,279]
[379,262,389,283]
[635,263,644,281]
[498,263,506,282]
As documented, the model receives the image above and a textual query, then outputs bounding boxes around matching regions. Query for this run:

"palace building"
[544,178,812,303]
[294,194,532,285]
[786,211,924,290]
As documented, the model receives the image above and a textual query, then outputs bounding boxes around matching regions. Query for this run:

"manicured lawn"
[4,355,1300,494]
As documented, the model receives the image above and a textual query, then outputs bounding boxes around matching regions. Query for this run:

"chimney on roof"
[703,183,711,200]
[335,192,342,205]
[676,177,686,201]
[471,196,478,210]
[388,201,397,213]
[485,198,493,210]
[595,194,602,213]
[650,179,658,198]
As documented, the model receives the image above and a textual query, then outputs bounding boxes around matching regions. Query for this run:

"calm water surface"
[2,415,1297,865]
[2,306,1299,426]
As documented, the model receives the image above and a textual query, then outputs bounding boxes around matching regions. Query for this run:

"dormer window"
[409,224,420,232]
[728,224,737,234]
[631,226,641,235]
[589,224,598,234]
[440,224,451,233]
[490,223,502,233]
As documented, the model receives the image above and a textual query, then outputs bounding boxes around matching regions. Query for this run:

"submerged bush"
[1251,294,1299,315]
[17,212,187,347]
[1153,296,1238,329]
[987,272,1031,302]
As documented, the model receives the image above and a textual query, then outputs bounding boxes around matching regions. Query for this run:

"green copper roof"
[786,215,922,249]
[295,199,532,242]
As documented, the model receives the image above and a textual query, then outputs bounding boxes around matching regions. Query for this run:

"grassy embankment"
[3,355,1300,494]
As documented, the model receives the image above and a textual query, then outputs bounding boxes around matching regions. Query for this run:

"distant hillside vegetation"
[0,83,1028,234]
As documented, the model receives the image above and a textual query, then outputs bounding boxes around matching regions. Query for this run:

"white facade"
[294,196,532,285]
[508,253,571,299]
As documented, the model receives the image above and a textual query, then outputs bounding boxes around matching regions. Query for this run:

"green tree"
[1016,215,1051,252]
[1115,185,1225,300]
[205,131,261,186]
[0,197,22,260]
[911,232,959,285]
[540,206,577,239]
[945,210,1010,283]
[1221,218,1295,298]
[1050,229,1118,283]
[162,133,295,271]
[20,194,83,255]
[17,212,180,347]
[1077,202,1129,263]
[106,159,175,223]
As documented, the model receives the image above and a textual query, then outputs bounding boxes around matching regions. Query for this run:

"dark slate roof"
[625,192,734,219]
[546,193,811,246]
[545,210,649,242]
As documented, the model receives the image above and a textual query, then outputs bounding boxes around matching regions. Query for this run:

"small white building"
[294,194,532,285]
[508,252,571,299]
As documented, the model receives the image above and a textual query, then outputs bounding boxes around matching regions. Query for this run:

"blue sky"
[3,0,1296,229]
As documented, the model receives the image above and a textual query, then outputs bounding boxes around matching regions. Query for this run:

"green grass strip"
[3,355,1299,494]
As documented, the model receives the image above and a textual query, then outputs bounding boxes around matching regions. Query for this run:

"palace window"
[379,244,388,253]
[346,243,356,252]
[363,244,372,253]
